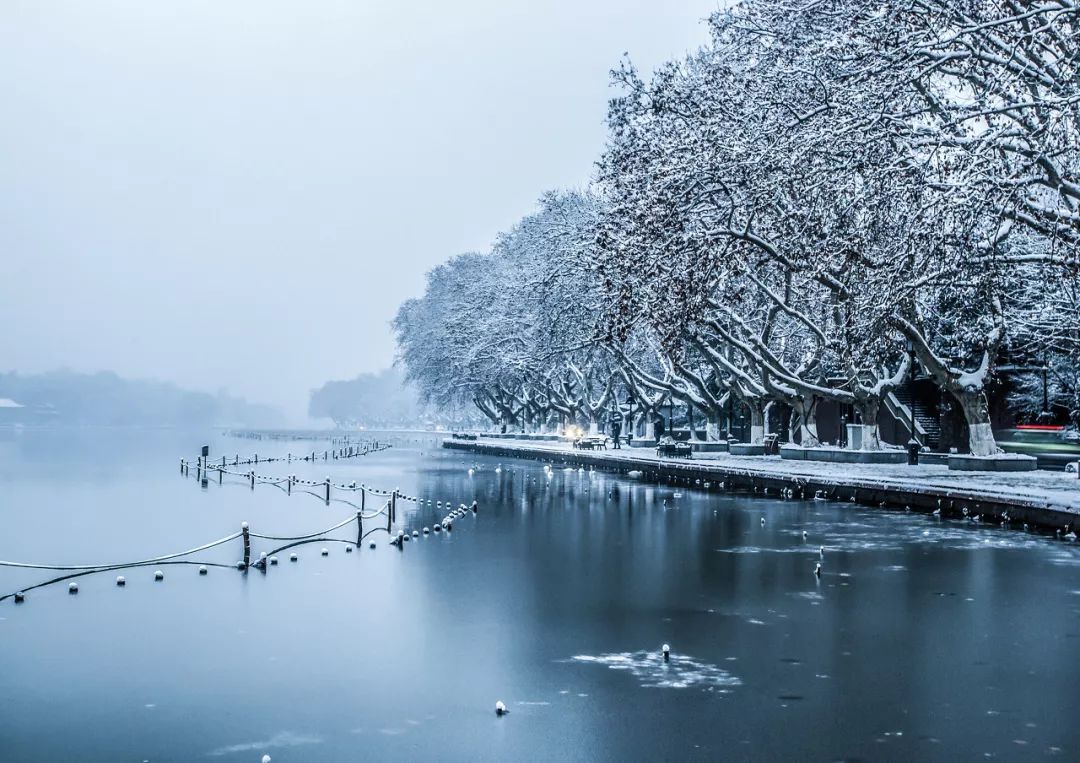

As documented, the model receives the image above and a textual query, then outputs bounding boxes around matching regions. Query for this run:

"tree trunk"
[854,398,883,451]
[953,388,1000,456]
[644,419,655,441]
[589,417,599,436]
[749,402,765,444]
[706,416,721,442]
[793,396,821,447]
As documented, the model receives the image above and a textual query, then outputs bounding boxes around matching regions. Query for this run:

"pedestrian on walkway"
[609,406,623,449]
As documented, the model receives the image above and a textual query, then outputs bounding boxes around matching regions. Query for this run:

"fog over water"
[0,0,709,419]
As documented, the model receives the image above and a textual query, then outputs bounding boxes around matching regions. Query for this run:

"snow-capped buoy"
[422,527,430,535]
[468,468,475,476]
[345,545,353,552]
[627,470,643,479]
[495,700,508,716]
[321,548,329,556]
[290,553,298,562]
[199,565,208,575]
[472,500,478,513]
[69,582,79,594]
[154,570,164,581]
[802,531,808,539]
[116,575,126,586]
[262,755,272,763]
[369,541,377,549]
[819,546,825,557]
[269,556,278,565]
[760,517,766,526]
[433,524,441,533]
[814,563,822,576]
[412,530,419,538]
[662,643,670,661]
[13,591,24,603]
[236,561,246,570]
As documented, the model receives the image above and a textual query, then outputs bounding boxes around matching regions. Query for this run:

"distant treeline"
[0,370,284,428]
[308,368,481,429]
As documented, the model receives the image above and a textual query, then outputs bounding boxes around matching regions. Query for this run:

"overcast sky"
[0,0,712,420]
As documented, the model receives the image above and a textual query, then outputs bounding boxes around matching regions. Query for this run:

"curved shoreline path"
[444,438,1080,530]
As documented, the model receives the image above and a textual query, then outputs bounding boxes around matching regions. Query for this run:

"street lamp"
[906,339,919,466]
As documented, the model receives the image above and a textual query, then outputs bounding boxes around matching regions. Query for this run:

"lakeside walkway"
[444,438,1080,529]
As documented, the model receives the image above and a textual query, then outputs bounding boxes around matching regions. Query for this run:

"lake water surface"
[2,429,1079,761]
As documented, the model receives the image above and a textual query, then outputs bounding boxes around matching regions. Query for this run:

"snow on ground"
[451,439,1080,514]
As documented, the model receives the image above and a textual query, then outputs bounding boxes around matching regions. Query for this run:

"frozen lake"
[2,429,1079,761]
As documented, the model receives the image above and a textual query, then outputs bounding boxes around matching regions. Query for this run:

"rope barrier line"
[189,441,392,472]
[0,531,243,571]
[0,507,398,602]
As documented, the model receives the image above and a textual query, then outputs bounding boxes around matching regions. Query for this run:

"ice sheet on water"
[571,651,741,691]
[207,731,323,756]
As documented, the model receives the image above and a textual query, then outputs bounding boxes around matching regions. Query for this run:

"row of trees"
[396,0,1080,455]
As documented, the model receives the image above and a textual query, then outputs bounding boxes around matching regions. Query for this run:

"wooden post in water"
[325,476,331,505]
[241,522,250,568]
[391,489,398,525]
[287,475,292,495]
[356,511,363,546]
[361,487,365,512]
[250,470,255,489]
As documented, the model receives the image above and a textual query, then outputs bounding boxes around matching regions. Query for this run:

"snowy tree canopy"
[395,0,1080,454]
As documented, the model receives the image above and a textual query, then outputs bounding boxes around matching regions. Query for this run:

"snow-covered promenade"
[444,437,1080,529]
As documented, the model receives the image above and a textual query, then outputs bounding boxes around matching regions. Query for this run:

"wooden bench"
[657,441,693,458]
[574,436,609,451]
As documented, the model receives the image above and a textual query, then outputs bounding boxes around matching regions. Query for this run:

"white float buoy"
[116,575,126,586]
[69,582,79,594]
[495,700,508,716]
